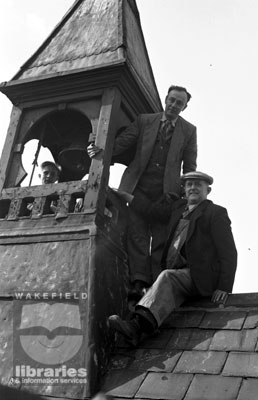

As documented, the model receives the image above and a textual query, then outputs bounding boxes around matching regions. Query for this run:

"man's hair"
[167,85,192,103]
[40,161,61,176]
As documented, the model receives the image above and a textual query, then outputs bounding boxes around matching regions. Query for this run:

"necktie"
[162,120,174,140]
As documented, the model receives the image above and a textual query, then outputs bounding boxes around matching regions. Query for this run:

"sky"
[0,0,258,293]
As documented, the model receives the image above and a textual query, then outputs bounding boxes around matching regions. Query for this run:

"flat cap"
[181,171,213,185]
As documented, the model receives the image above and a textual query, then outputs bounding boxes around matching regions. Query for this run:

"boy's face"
[41,166,59,184]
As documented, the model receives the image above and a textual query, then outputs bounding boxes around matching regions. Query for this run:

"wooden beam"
[84,87,121,212]
[0,106,22,192]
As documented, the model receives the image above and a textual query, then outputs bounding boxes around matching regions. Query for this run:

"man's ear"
[182,103,188,111]
[207,187,212,194]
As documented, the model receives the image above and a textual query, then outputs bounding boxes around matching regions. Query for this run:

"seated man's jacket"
[161,199,237,296]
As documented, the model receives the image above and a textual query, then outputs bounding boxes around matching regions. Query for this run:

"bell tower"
[0,0,161,397]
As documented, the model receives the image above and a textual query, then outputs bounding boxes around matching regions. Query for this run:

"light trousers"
[136,268,198,327]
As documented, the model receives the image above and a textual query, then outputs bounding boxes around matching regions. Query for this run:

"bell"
[58,144,91,174]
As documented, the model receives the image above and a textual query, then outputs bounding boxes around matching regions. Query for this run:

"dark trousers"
[126,206,167,286]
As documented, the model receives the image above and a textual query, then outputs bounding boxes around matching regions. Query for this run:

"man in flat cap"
[108,171,237,346]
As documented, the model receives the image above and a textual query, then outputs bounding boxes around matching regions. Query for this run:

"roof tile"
[199,310,247,330]
[139,329,173,349]
[166,328,215,350]
[101,369,147,397]
[223,352,258,377]
[128,349,182,372]
[239,329,258,351]
[135,372,193,400]
[174,350,227,374]
[164,310,205,328]
[184,374,242,400]
[209,329,258,351]
[243,310,258,329]
[237,377,258,400]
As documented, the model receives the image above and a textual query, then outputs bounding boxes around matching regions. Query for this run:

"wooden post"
[0,106,22,191]
[84,87,121,213]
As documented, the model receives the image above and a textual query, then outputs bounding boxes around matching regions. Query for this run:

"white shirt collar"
[161,112,178,127]
[188,204,197,211]
[187,200,206,212]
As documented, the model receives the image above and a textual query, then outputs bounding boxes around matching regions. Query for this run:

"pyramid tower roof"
[8,0,161,109]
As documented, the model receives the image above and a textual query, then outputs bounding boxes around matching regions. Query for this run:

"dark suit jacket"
[113,112,197,195]
[162,199,237,296]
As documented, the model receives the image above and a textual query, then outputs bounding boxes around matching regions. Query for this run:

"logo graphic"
[19,302,83,364]
[13,292,87,386]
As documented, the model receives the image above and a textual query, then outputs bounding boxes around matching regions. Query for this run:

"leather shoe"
[108,315,141,347]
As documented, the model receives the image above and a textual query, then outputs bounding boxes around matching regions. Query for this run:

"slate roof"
[100,293,258,400]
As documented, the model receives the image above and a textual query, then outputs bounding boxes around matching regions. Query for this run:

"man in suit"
[108,171,237,346]
[88,85,197,295]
